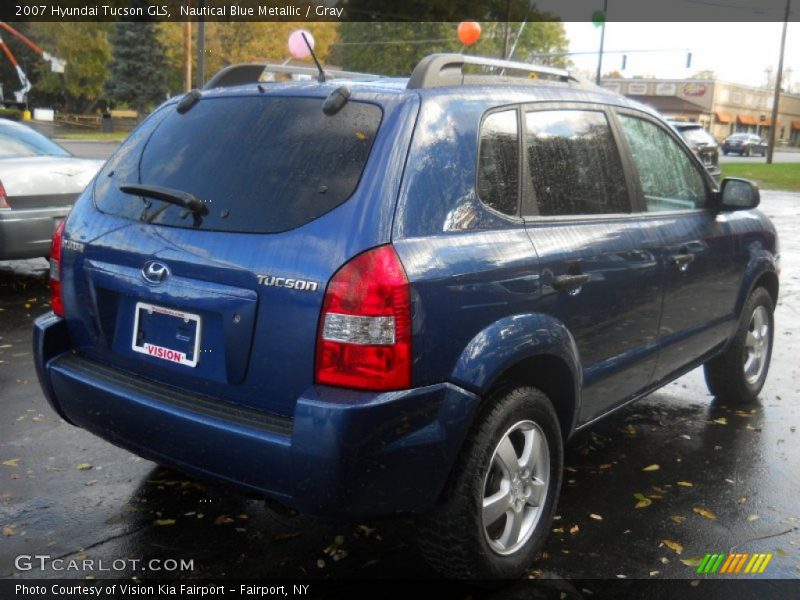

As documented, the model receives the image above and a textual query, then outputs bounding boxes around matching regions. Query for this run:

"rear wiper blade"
[119,184,208,227]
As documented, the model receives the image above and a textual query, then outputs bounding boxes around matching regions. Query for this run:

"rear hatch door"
[61,88,418,417]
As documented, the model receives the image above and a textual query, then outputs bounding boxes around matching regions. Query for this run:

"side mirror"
[716,177,760,212]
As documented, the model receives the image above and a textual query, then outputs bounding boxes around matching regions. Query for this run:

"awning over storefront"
[715,112,734,123]
[792,120,800,131]
[627,95,705,115]
[737,115,759,125]
[761,117,775,127]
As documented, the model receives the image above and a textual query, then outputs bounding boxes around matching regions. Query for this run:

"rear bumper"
[0,206,68,260]
[33,313,480,518]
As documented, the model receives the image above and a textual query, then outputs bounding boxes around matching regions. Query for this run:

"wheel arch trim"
[450,313,582,436]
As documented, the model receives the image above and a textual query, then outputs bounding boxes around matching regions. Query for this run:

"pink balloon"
[288,30,315,58]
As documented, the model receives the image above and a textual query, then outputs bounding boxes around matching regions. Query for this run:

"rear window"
[94,96,382,233]
[678,126,715,146]
[0,124,70,158]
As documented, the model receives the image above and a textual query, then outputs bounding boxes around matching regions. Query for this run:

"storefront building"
[601,77,800,145]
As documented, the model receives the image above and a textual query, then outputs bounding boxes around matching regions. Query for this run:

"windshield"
[94,96,383,233]
[0,123,71,158]
[679,126,716,146]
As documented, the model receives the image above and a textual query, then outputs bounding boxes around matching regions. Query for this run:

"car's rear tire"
[417,386,563,578]
[704,287,774,404]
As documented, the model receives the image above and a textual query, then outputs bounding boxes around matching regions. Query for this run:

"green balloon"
[592,10,606,27]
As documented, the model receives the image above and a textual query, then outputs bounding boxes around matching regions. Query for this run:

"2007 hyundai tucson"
[34,54,779,578]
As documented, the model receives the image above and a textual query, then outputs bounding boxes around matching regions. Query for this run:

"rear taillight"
[50,219,66,316]
[0,180,9,209]
[315,245,412,391]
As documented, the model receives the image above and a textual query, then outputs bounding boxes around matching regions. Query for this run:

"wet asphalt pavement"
[1,191,799,584]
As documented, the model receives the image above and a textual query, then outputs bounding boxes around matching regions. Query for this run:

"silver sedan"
[0,119,103,260]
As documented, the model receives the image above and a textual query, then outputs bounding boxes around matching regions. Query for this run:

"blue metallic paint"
[33,79,779,518]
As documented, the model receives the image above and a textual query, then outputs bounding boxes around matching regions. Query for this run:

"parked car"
[33,54,779,579]
[668,120,721,182]
[722,132,768,156]
[0,119,103,260]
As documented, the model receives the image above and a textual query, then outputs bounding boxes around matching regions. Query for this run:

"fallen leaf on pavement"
[76,463,93,471]
[712,417,728,425]
[570,524,579,534]
[634,492,652,508]
[747,514,759,522]
[693,507,716,520]
[676,481,693,487]
[642,464,660,472]
[2,459,19,468]
[155,519,176,526]
[680,557,704,567]
[2,526,14,537]
[669,515,687,524]
[590,513,603,521]
[661,539,683,555]
[214,515,234,525]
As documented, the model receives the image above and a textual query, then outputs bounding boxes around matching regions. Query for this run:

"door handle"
[552,273,591,291]
[667,253,695,270]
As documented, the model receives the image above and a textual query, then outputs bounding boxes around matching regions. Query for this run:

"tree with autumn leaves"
[1,19,567,114]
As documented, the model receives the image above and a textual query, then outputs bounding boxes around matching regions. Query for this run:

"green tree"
[26,23,111,112]
[0,23,109,112]
[158,22,339,93]
[332,20,569,76]
[105,19,168,113]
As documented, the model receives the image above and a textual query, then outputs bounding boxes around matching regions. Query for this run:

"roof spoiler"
[203,63,381,90]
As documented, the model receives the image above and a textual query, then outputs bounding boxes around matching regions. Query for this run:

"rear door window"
[477,109,520,216]
[524,109,630,216]
[94,96,382,233]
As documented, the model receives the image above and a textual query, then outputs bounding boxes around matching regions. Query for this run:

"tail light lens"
[0,180,9,209]
[50,219,66,316]
[315,245,412,391]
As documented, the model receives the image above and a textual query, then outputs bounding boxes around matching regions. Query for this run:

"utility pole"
[502,0,511,59]
[183,22,192,92]
[767,0,791,164]
[595,0,609,85]
[196,0,205,88]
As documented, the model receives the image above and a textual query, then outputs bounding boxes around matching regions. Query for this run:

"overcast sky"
[562,22,800,90]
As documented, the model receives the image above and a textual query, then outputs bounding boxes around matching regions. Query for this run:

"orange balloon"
[457,21,481,46]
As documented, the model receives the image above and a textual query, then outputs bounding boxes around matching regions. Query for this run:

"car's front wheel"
[704,287,774,404]
[417,386,563,578]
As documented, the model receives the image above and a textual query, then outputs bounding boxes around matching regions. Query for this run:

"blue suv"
[33,55,779,578]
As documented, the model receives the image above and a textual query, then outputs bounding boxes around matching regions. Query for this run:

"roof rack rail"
[407,53,586,90]
[203,63,380,90]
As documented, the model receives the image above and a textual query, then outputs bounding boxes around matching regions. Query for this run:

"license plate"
[131,302,202,367]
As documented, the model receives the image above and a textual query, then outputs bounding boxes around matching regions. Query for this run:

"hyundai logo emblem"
[141,260,170,284]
